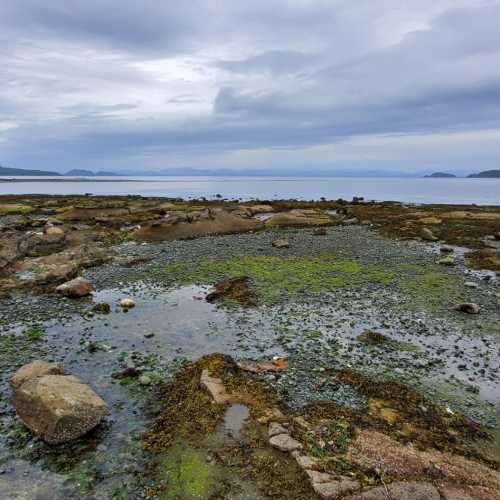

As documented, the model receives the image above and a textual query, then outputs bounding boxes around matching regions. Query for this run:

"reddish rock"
[56,277,93,297]
[348,481,440,500]
[347,430,500,491]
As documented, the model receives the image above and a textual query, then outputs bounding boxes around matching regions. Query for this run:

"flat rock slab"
[200,369,230,403]
[313,477,360,499]
[268,422,288,437]
[12,372,108,444]
[348,481,440,500]
[269,433,303,452]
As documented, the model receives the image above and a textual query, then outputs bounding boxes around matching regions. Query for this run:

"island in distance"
[424,172,457,178]
[467,169,500,178]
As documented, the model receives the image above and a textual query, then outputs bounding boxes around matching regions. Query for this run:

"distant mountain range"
[65,169,118,176]
[1,165,500,178]
[0,165,60,176]
[0,166,117,177]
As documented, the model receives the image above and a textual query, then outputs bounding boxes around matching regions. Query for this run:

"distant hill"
[0,165,60,176]
[467,170,500,178]
[424,172,456,178]
[66,169,118,176]
[66,169,94,176]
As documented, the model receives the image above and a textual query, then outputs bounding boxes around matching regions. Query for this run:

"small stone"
[438,256,455,266]
[45,226,64,236]
[343,217,359,225]
[268,422,288,437]
[269,433,302,452]
[456,303,480,314]
[120,298,135,308]
[440,245,454,253]
[272,238,289,248]
[56,277,93,298]
[464,281,478,288]
[312,227,327,236]
[93,302,110,313]
[138,375,152,386]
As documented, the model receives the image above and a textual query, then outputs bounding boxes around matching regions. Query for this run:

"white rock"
[120,298,135,308]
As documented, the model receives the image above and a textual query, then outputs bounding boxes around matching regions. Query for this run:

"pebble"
[120,298,136,308]
[138,375,152,385]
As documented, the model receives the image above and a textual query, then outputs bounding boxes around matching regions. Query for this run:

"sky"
[1,0,500,175]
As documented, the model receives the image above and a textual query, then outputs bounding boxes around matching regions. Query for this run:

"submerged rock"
[357,329,388,345]
[205,276,257,306]
[312,227,327,236]
[55,276,93,297]
[11,361,108,444]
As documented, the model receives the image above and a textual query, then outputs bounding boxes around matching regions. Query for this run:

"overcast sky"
[1,0,500,174]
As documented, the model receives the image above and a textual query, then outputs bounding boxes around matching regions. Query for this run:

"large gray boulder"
[11,361,108,444]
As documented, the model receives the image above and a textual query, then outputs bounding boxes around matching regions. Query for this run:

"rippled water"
[1,176,500,205]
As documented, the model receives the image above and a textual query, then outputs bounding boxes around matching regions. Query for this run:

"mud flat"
[0,195,499,498]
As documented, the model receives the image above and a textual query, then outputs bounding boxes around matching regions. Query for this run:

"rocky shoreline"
[0,194,499,499]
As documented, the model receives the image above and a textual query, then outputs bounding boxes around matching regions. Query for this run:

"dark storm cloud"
[1,0,500,171]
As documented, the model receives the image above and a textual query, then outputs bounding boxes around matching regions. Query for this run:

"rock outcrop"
[11,361,109,444]
[55,277,93,297]
[266,209,334,227]
[133,208,263,242]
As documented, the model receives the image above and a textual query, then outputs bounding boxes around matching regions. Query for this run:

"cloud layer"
[1,0,500,173]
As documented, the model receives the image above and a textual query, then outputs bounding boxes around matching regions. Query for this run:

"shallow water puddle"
[222,404,250,440]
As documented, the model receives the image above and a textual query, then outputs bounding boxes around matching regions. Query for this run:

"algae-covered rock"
[0,204,33,216]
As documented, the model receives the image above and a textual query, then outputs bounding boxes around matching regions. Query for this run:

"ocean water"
[0,176,499,205]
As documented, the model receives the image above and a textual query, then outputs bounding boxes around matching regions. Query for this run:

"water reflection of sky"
[1,176,500,204]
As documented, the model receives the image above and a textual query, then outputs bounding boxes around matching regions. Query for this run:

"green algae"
[160,443,218,499]
[164,255,394,302]
[397,269,463,310]
[0,204,33,215]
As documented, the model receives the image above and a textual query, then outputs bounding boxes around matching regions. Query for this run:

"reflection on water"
[1,176,500,204]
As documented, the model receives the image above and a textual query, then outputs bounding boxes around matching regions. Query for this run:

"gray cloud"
[1,0,500,172]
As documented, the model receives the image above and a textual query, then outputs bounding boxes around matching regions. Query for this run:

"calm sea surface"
[1,176,499,205]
